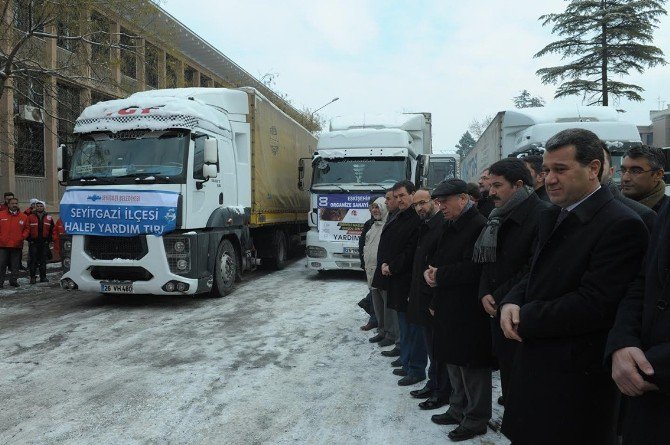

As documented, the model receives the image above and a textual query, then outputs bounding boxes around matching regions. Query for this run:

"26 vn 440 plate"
[101,282,133,293]
[343,247,358,254]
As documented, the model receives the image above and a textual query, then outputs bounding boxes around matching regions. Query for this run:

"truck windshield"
[69,130,188,182]
[312,157,407,187]
[426,159,457,189]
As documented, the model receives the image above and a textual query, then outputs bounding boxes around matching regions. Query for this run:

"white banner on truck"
[317,194,376,242]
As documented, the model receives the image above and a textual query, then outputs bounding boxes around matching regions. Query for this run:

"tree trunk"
[601,0,608,106]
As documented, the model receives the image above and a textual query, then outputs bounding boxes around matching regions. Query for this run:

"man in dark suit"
[606,199,670,445]
[476,169,495,217]
[475,158,551,412]
[522,154,550,202]
[425,179,491,442]
[406,188,449,403]
[372,180,422,384]
[499,128,649,445]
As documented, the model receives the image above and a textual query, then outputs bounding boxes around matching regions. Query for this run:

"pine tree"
[513,90,546,108]
[455,131,477,159]
[535,0,667,106]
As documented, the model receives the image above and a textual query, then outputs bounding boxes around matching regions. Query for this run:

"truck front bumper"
[305,231,361,271]
[61,235,208,296]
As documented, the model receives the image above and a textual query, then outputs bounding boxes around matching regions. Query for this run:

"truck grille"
[84,236,148,260]
[90,266,153,281]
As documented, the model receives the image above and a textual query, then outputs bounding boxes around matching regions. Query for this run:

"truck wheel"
[268,230,287,270]
[212,239,238,298]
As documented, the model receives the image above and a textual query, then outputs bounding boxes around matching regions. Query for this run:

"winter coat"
[607,180,656,233]
[53,218,66,259]
[406,211,444,326]
[0,210,30,249]
[358,218,374,270]
[500,186,648,445]
[477,192,495,218]
[27,211,54,242]
[371,207,420,312]
[534,185,551,202]
[478,193,551,360]
[430,205,489,366]
[605,199,670,445]
[363,198,388,287]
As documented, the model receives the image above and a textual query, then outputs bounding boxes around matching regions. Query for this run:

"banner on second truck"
[317,194,380,242]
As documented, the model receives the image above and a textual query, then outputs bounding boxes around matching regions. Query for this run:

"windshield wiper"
[311,183,349,192]
[113,172,170,182]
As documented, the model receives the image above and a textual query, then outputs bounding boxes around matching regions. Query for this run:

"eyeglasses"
[619,167,657,176]
[411,200,432,208]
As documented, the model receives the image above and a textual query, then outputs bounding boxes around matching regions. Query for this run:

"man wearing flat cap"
[424,179,492,442]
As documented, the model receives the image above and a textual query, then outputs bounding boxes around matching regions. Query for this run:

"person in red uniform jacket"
[27,201,54,284]
[52,218,66,261]
[0,192,14,213]
[0,197,30,287]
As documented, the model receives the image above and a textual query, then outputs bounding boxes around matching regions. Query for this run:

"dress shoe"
[398,375,425,386]
[392,368,407,376]
[9,281,19,287]
[497,395,505,406]
[390,358,403,367]
[381,346,400,357]
[360,322,377,331]
[369,333,385,343]
[378,338,394,347]
[431,411,460,426]
[447,425,486,442]
[30,277,36,284]
[410,385,434,399]
[419,395,448,410]
[40,277,48,283]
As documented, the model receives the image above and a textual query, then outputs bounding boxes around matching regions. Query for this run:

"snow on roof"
[317,128,412,150]
[330,113,426,132]
[503,106,623,129]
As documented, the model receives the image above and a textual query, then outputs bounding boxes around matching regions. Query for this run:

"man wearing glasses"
[620,146,668,213]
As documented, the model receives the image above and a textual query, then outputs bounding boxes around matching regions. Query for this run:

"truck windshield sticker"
[318,194,377,242]
[59,189,179,237]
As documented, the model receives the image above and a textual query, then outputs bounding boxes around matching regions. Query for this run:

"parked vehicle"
[58,87,316,296]
[302,113,432,272]
[460,106,642,183]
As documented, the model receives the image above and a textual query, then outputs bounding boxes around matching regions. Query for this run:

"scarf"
[472,186,533,263]
[639,180,667,210]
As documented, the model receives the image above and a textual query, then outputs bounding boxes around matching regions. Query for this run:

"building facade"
[1,1,309,214]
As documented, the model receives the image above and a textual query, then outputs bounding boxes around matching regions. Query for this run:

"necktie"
[553,208,570,230]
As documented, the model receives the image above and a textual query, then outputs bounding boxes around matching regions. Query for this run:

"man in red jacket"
[0,192,14,213]
[27,201,54,284]
[0,198,30,287]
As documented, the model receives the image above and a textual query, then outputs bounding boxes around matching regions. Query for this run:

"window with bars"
[90,12,110,64]
[184,66,197,87]
[57,20,75,52]
[201,75,212,87]
[120,27,136,78]
[14,0,45,32]
[14,122,45,177]
[145,42,160,88]
[166,54,178,88]
[57,83,81,149]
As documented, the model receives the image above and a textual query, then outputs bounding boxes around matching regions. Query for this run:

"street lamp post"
[312,97,339,116]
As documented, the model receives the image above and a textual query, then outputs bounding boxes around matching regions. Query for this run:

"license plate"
[101,282,133,293]
[343,247,358,254]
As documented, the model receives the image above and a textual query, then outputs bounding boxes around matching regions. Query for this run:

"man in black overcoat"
[372,180,421,383]
[606,199,670,445]
[475,158,551,411]
[499,128,649,445]
[424,179,491,442]
[406,188,450,404]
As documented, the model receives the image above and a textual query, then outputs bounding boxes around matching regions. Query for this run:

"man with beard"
[477,168,495,217]
[425,179,490,442]
[499,128,648,445]
[522,155,550,202]
[372,181,422,384]
[620,145,668,213]
[474,158,550,417]
[406,188,449,395]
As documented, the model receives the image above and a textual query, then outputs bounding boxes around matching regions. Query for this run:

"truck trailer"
[303,113,433,272]
[460,106,642,183]
[58,87,316,297]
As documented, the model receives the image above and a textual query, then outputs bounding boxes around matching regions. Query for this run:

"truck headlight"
[307,246,327,258]
[174,241,186,253]
[176,259,189,271]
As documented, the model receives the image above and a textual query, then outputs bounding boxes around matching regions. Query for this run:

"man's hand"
[424,265,437,288]
[381,263,391,276]
[612,347,659,396]
[500,304,522,342]
[481,294,497,317]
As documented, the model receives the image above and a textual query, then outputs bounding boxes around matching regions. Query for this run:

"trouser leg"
[381,290,399,342]
[457,366,492,432]
[397,311,409,369]
[37,242,47,279]
[423,326,438,389]
[446,364,467,421]
[0,248,9,284]
[371,288,385,334]
[8,248,21,284]
[406,322,427,378]
[28,242,37,277]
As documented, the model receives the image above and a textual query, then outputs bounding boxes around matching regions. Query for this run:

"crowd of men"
[0,192,64,287]
[358,128,669,444]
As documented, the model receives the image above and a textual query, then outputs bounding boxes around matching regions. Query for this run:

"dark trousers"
[446,364,492,432]
[491,317,517,400]
[28,241,48,279]
[398,311,428,378]
[0,247,22,284]
[424,325,452,399]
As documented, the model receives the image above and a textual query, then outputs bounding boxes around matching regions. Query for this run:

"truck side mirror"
[57,144,65,169]
[203,164,218,179]
[204,138,218,164]
[298,158,305,190]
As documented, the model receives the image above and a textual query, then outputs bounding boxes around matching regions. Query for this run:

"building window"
[120,27,136,78]
[57,83,81,148]
[13,74,45,177]
[166,54,178,88]
[201,74,211,87]
[145,42,160,88]
[90,91,115,106]
[14,0,44,32]
[184,66,197,87]
[90,12,110,63]
[57,20,75,52]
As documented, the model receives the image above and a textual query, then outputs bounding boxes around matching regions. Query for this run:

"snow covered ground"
[0,261,509,444]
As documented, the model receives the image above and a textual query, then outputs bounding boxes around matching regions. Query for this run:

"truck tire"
[211,239,238,298]
[268,230,287,270]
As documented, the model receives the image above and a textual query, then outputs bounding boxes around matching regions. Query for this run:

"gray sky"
[161,0,670,153]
